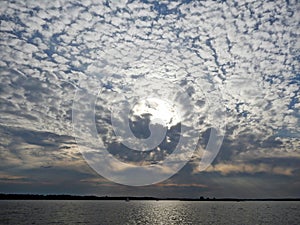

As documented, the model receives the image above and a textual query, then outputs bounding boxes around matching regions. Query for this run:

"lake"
[0,200,299,225]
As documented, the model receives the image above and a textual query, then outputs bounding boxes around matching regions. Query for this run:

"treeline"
[0,194,158,200]
[0,194,299,201]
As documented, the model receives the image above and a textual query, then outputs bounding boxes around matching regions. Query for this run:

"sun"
[131,97,181,128]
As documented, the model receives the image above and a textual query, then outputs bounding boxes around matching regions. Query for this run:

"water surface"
[0,200,299,225]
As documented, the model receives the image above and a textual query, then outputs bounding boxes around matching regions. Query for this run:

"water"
[0,200,299,225]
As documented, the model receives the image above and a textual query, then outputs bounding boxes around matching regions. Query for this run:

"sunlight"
[131,97,181,128]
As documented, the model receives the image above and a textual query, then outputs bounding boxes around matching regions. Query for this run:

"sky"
[0,0,299,198]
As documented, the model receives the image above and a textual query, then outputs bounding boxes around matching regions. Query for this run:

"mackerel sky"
[0,0,299,198]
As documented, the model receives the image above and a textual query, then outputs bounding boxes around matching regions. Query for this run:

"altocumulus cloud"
[0,0,299,197]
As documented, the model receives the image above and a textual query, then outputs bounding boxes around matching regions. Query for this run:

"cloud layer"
[0,0,299,196]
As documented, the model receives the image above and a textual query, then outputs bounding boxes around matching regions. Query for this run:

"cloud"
[155,182,207,189]
[0,0,299,196]
[205,163,294,176]
[0,173,28,183]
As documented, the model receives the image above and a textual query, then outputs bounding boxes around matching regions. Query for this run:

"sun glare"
[131,97,181,128]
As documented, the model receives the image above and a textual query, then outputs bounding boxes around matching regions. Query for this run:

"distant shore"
[0,194,299,201]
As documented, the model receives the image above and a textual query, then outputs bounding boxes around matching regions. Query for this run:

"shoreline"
[0,194,299,201]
